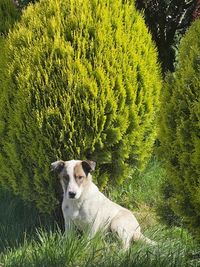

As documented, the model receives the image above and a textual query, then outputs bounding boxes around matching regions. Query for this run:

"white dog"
[51,159,155,249]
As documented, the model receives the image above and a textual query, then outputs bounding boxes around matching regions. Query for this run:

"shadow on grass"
[0,188,58,252]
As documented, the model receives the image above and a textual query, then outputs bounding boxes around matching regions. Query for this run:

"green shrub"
[158,19,200,239]
[0,36,7,82]
[0,0,19,35]
[0,36,11,135]
[0,0,161,212]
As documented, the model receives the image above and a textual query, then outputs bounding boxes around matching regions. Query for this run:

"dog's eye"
[77,176,84,180]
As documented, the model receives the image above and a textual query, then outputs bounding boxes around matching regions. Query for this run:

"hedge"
[158,19,200,239]
[0,0,161,212]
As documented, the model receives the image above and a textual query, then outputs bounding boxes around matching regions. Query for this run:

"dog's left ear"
[82,160,96,176]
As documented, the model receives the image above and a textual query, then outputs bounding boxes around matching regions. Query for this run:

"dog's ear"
[82,160,96,176]
[51,160,65,174]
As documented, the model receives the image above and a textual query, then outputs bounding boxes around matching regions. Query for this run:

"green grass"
[106,158,166,210]
[0,158,199,267]
[0,226,199,267]
[0,189,54,252]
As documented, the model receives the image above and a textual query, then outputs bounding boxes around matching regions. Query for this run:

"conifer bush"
[0,0,19,35]
[0,0,161,212]
[158,19,200,239]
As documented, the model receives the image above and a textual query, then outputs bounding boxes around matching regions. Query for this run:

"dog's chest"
[71,204,95,230]
[64,200,97,230]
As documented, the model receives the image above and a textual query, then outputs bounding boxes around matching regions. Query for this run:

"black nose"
[69,192,76,199]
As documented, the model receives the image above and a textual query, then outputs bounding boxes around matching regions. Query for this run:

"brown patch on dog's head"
[74,160,96,186]
[74,162,86,186]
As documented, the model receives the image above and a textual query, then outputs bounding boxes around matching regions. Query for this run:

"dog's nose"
[69,192,76,199]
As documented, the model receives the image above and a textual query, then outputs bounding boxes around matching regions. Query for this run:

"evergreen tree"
[0,0,161,212]
[159,19,200,239]
[0,0,19,35]
[135,0,196,72]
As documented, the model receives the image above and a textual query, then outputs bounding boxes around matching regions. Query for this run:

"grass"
[106,158,166,209]
[0,158,199,267]
[0,189,54,252]
[0,225,199,267]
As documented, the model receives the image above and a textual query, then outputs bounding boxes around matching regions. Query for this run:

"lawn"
[0,159,199,267]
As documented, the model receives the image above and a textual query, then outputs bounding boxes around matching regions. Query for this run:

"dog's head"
[51,160,96,200]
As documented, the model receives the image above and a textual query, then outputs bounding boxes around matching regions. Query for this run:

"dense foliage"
[0,0,161,212]
[135,0,196,72]
[0,0,19,35]
[158,19,200,239]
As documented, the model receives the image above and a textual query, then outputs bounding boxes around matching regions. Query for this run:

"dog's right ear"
[51,160,65,174]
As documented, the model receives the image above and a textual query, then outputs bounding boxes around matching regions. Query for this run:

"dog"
[51,159,156,249]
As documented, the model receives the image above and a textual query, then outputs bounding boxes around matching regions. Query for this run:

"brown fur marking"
[74,162,87,186]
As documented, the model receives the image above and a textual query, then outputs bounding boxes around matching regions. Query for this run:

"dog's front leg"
[64,217,71,233]
[62,203,72,234]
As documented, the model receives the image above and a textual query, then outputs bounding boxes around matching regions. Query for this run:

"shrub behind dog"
[0,0,19,35]
[0,0,162,212]
[158,19,200,240]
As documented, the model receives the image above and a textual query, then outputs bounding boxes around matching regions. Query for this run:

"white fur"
[52,160,156,250]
